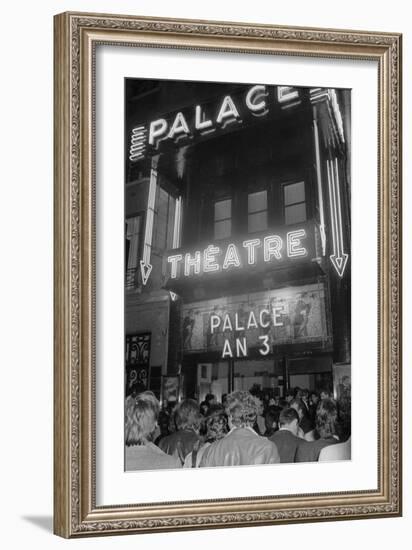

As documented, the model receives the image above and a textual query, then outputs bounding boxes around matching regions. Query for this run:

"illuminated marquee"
[167,229,308,280]
[129,85,301,161]
[181,284,329,358]
[210,307,284,358]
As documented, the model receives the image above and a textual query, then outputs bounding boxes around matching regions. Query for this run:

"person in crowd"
[263,406,279,438]
[337,376,351,441]
[262,392,271,410]
[184,405,229,468]
[269,395,282,409]
[269,407,302,463]
[158,399,201,465]
[308,391,319,424]
[199,393,216,416]
[290,398,315,440]
[164,396,178,434]
[293,387,303,399]
[222,393,228,408]
[154,408,171,446]
[199,391,280,467]
[278,398,288,409]
[125,392,181,471]
[253,398,266,435]
[301,389,310,415]
[320,388,332,400]
[318,437,351,462]
[295,398,340,462]
[285,389,295,405]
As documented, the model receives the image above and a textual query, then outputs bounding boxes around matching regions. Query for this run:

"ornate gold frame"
[53,11,402,538]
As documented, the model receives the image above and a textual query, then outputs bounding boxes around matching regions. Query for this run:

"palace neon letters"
[147,85,269,148]
[132,85,302,158]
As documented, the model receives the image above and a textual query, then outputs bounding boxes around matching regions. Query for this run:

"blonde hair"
[175,399,201,431]
[125,392,159,446]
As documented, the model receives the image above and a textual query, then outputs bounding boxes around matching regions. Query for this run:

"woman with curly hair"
[125,391,181,471]
[199,391,280,467]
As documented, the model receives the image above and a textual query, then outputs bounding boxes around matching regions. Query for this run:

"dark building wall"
[125,292,170,375]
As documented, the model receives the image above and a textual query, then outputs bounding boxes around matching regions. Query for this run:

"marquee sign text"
[167,228,308,280]
[129,85,301,162]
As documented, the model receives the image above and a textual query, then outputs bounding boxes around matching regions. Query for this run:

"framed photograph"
[54,12,402,537]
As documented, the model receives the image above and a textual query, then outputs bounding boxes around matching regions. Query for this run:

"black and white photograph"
[124,78,351,471]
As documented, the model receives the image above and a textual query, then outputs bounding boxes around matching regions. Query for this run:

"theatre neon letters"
[167,229,308,279]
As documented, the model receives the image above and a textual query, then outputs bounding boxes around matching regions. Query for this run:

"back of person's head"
[293,387,302,398]
[225,390,259,428]
[204,405,228,442]
[175,399,201,431]
[264,406,279,431]
[290,398,304,417]
[316,398,338,439]
[157,409,170,435]
[125,392,159,446]
[279,407,299,427]
[205,393,215,403]
[285,389,294,402]
[138,390,160,417]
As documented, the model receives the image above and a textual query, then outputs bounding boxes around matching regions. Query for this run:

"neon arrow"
[140,165,157,285]
[313,112,327,256]
[327,158,348,277]
[140,260,152,286]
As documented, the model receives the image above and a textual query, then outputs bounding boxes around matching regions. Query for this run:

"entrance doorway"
[289,372,333,394]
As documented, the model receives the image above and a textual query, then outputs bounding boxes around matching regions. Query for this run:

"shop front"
[174,281,333,401]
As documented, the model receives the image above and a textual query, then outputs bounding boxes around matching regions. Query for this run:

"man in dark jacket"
[269,407,302,463]
[159,399,201,465]
[290,398,315,440]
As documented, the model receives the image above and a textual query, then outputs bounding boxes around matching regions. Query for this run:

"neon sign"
[129,85,301,162]
[211,307,284,358]
[181,284,329,358]
[166,229,308,280]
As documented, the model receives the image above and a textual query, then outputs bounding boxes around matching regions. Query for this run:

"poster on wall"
[181,283,330,357]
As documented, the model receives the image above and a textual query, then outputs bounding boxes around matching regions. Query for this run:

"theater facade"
[124,79,351,404]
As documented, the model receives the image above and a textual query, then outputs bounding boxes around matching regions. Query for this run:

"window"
[125,215,143,288]
[248,190,268,233]
[283,181,306,225]
[214,198,232,240]
[153,186,176,250]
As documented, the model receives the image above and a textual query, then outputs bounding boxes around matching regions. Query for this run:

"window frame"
[282,180,307,225]
[247,189,268,233]
[213,197,232,240]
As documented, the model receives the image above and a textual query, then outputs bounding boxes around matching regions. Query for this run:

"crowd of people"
[125,387,351,471]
